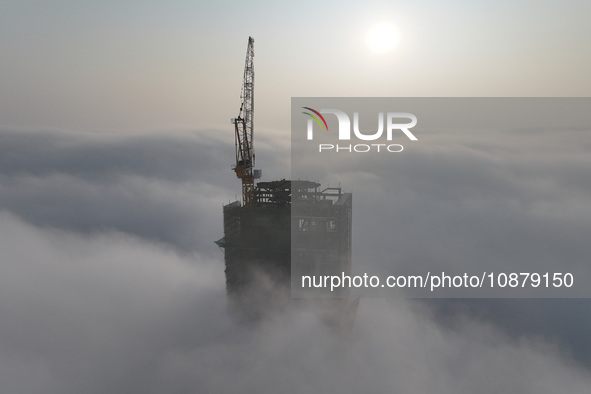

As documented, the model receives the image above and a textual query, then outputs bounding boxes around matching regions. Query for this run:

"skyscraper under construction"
[215,37,356,325]
[217,179,353,320]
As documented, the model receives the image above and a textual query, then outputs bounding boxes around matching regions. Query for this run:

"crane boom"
[232,36,257,206]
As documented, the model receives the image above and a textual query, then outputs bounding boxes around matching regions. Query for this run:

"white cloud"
[0,212,589,393]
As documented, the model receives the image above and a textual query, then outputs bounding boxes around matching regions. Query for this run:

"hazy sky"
[1,0,590,133]
[1,1,591,392]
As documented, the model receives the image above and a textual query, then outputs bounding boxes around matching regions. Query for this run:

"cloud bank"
[0,127,590,393]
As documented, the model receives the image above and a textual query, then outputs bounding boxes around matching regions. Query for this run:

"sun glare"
[367,23,399,54]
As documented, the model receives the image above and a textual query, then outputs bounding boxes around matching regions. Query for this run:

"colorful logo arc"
[302,107,329,131]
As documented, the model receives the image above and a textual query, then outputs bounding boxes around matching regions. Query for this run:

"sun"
[366,23,399,54]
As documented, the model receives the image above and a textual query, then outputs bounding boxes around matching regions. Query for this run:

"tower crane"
[231,36,260,206]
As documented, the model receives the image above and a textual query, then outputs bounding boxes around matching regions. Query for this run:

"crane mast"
[232,36,258,206]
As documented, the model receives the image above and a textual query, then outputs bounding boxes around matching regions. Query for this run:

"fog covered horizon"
[1,127,590,393]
